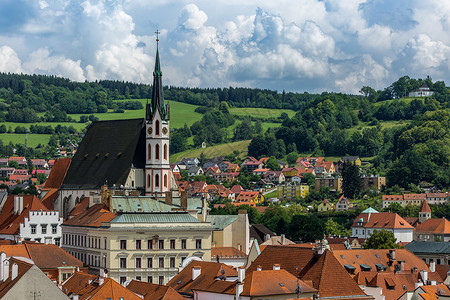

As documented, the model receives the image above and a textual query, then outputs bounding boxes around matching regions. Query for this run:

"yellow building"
[318,199,334,212]
[315,177,343,192]
[62,198,212,285]
[277,185,309,200]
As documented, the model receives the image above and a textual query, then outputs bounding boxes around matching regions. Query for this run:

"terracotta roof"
[352,212,414,229]
[69,196,90,217]
[261,236,295,246]
[126,280,184,300]
[212,247,247,259]
[403,194,426,200]
[62,272,141,300]
[332,249,430,275]
[230,185,244,194]
[367,272,419,300]
[419,199,431,213]
[435,264,450,281]
[417,284,450,300]
[236,191,260,202]
[41,188,59,210]
[167,261,237,297]
[8,157,26,162]
[63,203,117,228]
[415,218,450,234]
[0,195,49,235]
[43,157,71,189]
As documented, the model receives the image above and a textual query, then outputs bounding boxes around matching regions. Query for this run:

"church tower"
[418,199,431,223]
[145,34,170,196]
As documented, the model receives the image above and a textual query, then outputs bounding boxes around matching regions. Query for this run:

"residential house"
[218,161,230,172]
[406,241,450,265]
[126,279,185,299]
[351,208,414,243]
[0,158,8,166]
[202,162,218,170]
[0,195,63,245]
[31,159,48,169]
[211,247,248,268]
[425,193,448,205]
[230,185,244,196]
[402,284,450,300]
[383,193,447,208]
[336,156,361,173]
[252,168,270,176]
[204,166,220,177]
[263,170,285,184]
[361,175,386,191]
[318,199,334,212]
[188,166,203,177]
[61,271,142,300]
[0,243,86,284]
[414,218,450,242]
[335,195,352,211]
[0,254,70,300]
[236,191,264,204]
[247,245,373,300]
[226,163,240,173]
[213,172,239,183]
[408,82,434,97]
[315,176,343,192]
[180,157,200,169]
[243,160,263,172]
[8,174,31,183]
[316,160,336,174]
[0,167,14,178]
[281,167,298,179]
[277,184,309,200]
[206,211,250,254]
[8,156,27,167]
[295,157,324,168]
[62,195,212,285]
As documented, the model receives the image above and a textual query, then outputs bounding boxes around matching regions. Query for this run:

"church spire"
[147,30,168,121]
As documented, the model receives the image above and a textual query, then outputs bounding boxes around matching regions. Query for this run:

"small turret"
[419,199,431,223]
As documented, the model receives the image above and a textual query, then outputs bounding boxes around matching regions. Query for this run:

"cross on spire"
[155,30,160,45]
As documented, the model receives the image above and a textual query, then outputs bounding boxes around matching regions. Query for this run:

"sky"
[0,0,449,94]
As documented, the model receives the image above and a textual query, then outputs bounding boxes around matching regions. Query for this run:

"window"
[120,258,127,269]
[170,257,176,268]
[437,259,441,264]
[159,257,164,268]
[155,144,160,160]
[159,276,164,285]
[148,144,151,160]
[156,120,160,136]
[147,257,153,268]
[31,224,36,234]
[148,240,153,249]
[170,239,175,249]
[159,240,164,249]
[181,257,186,264]
[120,277,126,285]
[136,276,141,281]
[164,144,167,160]
[155,174,159,187]
[147,174,151,187]
[55,238,60,246]
[196,239,202,249]
[120,240,127,250]
[164,174,168,188]
[41,224,47,234]
[51,224,57,234]
[136,240,141,249]
[181,239,187,249]
[104,237,107,249]
[147,276,153,283]
[136,257,141,269]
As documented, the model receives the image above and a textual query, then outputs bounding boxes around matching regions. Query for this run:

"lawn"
[0,133,51,147]
[345,120,410,135]
[230,107,296,118]
[372,97,421,107]
[170,140,251,163]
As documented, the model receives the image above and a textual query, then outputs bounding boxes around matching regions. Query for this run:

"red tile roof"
[43,158,71,189]
[41,188,59,210]
[419,199,431,213]
[126,280,184,300]
[415,218,450,234]
[63,203,117,228]
[352,212,414,229]
[212,247,247,259]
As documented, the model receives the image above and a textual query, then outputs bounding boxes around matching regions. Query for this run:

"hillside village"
[0,46,448,299]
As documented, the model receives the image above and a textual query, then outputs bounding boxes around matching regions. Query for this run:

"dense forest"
[0,73,449,189]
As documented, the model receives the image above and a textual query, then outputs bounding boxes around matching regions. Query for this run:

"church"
[53,41,178,218]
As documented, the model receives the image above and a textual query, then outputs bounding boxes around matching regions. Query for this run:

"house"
[425,192,448,205]
[236,191,264,204]
[213,172,239,183]
[315,176,343,192]
[263,170,285,184]
[61,271,142,300]
[204,166,220,176]
[126,279,185,300]
[382,193,447,208]
[335,195,352,211]
[316,160,336,174]
[336,156,361,173]
[8,174,31,183]
[252,168,270,176]
[243,160,263,172]
[0,254,70,300]
[281,167,298,179]
[226,163,240,173]
[318,198,334,212]
[206,211,250,254]
[0,243,86,284]
[360,175,386,190]
[0,158,8,166]
[31,159,48,169]
[403,284,450,300]
[295,157,324,168]
[0,167,15,178]
[0,195,63,245]
[408,82,434,97]
[188,166,203,177]
[188,181,207,196]
[211,247,248,268]
[414,218,450,242]
[247,245,373,300]
[277,184,309,200]
[406,241,450,265]
[8,156,27,167]
[351,208,414,243]
[230,185,244,195]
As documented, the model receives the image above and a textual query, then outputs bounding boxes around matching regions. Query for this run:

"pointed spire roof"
[420,199,431,213]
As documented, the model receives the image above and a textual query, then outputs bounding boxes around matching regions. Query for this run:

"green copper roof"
[111,196,175,213]
[206,215,238,230]
[361,207,379,213]
[405,241,450,254]
[111,213,200,223]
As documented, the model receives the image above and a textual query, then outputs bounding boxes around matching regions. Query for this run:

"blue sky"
[0,0,449,93]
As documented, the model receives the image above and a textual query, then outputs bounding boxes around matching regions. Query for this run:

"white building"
[20,210,63,245]
[351,208,414,243]
[408,82,434,97]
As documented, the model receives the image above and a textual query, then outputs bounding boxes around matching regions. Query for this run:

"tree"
[266,156,280,171]
[342,162,361,198]
[362,229,400,249]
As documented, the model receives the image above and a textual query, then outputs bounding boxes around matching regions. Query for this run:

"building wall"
[277,185,309,200]
[20,210,63,245]
[232,213,250,254]
[352,227,413,243]
[315,177,342,192]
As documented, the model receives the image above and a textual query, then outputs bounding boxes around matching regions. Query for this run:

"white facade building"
[20,210,63,245]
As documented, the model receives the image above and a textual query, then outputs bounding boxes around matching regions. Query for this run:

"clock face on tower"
[147,127,152,135]
[162,127,168,134]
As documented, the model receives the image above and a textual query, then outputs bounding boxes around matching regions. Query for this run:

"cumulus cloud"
[0,46,22,73]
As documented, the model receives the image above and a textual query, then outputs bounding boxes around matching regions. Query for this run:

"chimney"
[72,295,79,300]
[165,191,173,206]
[415,281,423,289]
[265,234,270,241]
[14,196,23,214]
[236,282,244,300]
[429,261,435,273]
[399,261,405,272]
[420,270,428,283]
[98,276,104,286]
[11,263,18,281]
[389,249,396,260]
[238,266,245,283]
[273,264,281,271]
[256,265,262,271]
[0,252,6,281]
[192,266,201,281]
[2,259,9,282]
[237,244,242,252]
[430,280,436,286]
[281,234,285,245]
[181,191,188,210]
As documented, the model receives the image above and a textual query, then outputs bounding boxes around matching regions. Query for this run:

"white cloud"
[0,46,22,73]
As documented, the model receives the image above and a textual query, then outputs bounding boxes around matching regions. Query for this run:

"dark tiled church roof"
[62,118,145,189]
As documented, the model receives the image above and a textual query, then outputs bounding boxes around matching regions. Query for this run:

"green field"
[230,107,296,118]
[346,120,410,135]
[170,140,251,163]
[373,97,421,107]
[0,133,51,147]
